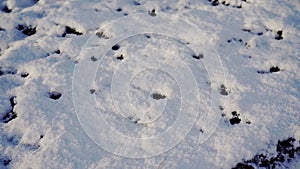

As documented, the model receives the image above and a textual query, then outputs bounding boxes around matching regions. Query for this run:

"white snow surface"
[0,0,300,169]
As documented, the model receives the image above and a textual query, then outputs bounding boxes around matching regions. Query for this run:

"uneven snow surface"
[0,0,300,169]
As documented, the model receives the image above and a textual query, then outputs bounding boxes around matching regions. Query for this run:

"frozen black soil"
[233,137,300,169]
[257,66,281,74]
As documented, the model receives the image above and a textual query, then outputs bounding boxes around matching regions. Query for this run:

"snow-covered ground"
[0,0,300,168]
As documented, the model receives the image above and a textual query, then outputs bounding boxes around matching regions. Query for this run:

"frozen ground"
[0,0,300,168]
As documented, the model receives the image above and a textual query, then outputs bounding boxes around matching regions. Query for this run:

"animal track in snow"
[257,66,281,74]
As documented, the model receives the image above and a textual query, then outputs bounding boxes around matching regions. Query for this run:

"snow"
[0,0,300,168]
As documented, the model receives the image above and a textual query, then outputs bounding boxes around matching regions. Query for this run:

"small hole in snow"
[219,105,224,111]
[220,84,229,96]
[270,66,280,73]
[1,156,11,166]
[90,89,96,94]
[242,29,251,32]
[148,9,156,16]
[2,6,12,13]
[145,34,151,38]
[152,93,166,100]
[16,24,36,36]
[91,56,97,62]
[229,117,241,125]
[209,0,219,6]
[232,111,237,116]
[54,50,60,54]
[0,67,17,76]
[257,70,267,74]
[229,111,241,125]
[96,31,110,39]
[112,44,120,50]
[128,116,140,124]
[48,91,62,100]
[133,1,141,6]
[275,30,283,40]
[20,72,29,78]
